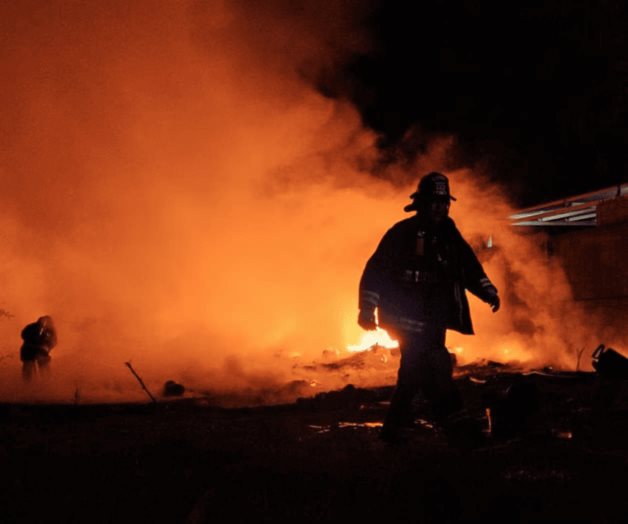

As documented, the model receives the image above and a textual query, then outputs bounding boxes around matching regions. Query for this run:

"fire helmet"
[37,315,53,328]
[404,171,457,212]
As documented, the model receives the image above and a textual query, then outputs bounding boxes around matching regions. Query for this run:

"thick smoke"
[0,0,386,402]
[433,168,614,370]
[0,1,615,405]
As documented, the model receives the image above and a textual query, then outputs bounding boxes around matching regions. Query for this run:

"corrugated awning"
[510,183,628,227]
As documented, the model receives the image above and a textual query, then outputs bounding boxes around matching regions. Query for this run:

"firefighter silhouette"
[20,315,57,382]
[358,172,500,441]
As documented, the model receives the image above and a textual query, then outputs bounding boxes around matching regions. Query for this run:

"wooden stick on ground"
[125,361,157,403]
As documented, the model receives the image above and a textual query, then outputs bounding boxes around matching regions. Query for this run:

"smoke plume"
[0,1,617,405]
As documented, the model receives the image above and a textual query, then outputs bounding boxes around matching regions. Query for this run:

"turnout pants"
[20,344,51,382]
[384,325,460,430]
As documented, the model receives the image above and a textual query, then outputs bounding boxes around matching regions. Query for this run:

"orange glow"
[347,328,399,352]
[0,2,623,406]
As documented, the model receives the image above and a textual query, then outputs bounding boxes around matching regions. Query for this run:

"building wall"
[547,197,628,337]
[552,223,628,300]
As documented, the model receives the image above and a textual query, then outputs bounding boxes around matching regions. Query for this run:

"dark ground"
[1,365,628,523]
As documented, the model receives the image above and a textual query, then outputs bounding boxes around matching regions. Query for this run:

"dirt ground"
[1,368,628,523]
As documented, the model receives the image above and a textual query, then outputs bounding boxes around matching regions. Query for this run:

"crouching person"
[20,315,57,382]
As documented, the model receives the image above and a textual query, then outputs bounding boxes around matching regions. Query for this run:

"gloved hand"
[358,309,377,330]
[486,290,500,313]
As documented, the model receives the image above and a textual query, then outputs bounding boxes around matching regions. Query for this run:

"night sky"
[321,1,628,207]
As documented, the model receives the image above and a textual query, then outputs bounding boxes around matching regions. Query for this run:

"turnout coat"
[20,321,57,362]
[359,215,497,335]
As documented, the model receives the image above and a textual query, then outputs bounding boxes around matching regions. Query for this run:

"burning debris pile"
[292,342,628,447]
[98,338,628,410]
[3,357,628,524]
[6,341,627,522]
[296,344,399,383]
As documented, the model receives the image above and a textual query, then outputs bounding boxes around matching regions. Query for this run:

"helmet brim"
[408,191,457,201]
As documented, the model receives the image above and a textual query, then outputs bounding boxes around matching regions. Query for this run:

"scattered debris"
[307,424,330,434]
[481,381,539,438]
[551,429,573,440]
[337,421,383,429]
[454,358,523,379]
[415,418,435,430]
[163,380,185,397]
[297,384,391,410]
[124,361,157,403]
[592,344,628,378]
[299,346,399,372]
[575,346,587,372]
[484,407,492,436]
[322,348,340,359]
[307,421,383,433]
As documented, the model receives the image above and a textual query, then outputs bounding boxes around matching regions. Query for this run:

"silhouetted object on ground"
[592,344,628,412]
[125,362,157,403]
[163,380,185,397]
[297,383,387,410]
[482,381,539,438]
[440,412,487,450]
[358,172,501,442]
[20,315,57,382]
[592,344,628,378]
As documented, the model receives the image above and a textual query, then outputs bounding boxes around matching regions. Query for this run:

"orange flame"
[347,328,399,352]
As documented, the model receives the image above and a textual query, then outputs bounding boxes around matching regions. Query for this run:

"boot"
[380,386,415,443]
